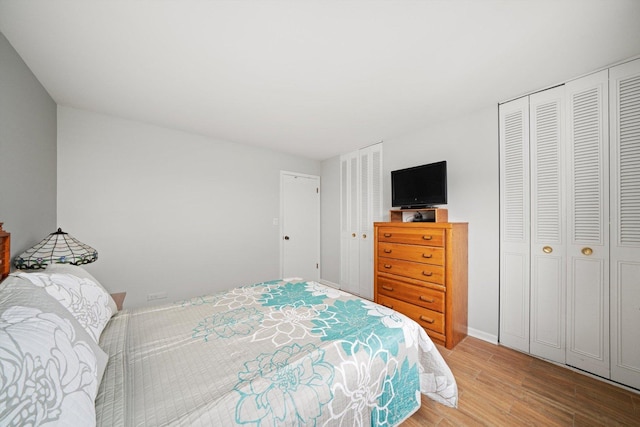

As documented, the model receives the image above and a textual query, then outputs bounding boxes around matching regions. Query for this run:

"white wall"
[0,31,57,259]
[383,107,499,341]
[57,107,320,308]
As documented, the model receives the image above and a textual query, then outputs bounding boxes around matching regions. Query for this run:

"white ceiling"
[1,0,640,160]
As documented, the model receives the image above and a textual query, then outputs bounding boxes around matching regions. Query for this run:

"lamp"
[14,228,98,270]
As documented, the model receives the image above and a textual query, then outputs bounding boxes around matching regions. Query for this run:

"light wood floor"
[403,336,640,426]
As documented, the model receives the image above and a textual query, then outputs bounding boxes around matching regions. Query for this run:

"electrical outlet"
[147,291,167,301]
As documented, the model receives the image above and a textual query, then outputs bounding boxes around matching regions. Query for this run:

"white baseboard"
[467,327,498,345]
[317,279,340,289]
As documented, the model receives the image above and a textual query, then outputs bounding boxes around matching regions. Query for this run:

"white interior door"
[281,172,320,280]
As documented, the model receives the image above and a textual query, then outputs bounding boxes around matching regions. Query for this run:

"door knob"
[543,246,553,254]
[352,233,356,238]
[284,236,290,240]
[581,247,593,256]
[362,234,367,239]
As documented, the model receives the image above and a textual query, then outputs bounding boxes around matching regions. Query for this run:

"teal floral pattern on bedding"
[182,279,457,426]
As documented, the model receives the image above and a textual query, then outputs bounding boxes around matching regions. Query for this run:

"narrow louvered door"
[610,58,640,389]
[565,70,610,378]
[340,151,359,295]
[529,86,566,363]
[358,143,383,299]
[340,144,382,299]
[499,96,531,352]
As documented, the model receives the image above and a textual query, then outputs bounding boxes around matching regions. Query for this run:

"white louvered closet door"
[610,58,640,389]
[339,143,383,299]
[357,144,383,300]
[340,151,359,295]
[529,86,566,364]
[565,70,610,378]
[499,96,531,353]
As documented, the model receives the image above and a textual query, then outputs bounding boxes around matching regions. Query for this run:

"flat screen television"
[391,160,447,208]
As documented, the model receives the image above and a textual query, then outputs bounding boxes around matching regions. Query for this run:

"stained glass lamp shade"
[14,228,98,270]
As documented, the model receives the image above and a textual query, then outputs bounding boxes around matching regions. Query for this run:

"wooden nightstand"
[110,292,126,311]
[0,223,10,283]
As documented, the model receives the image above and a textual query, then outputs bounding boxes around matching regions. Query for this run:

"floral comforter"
[95,279,457,426]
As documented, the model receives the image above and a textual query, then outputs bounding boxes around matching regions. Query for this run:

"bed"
[0,265,457,426]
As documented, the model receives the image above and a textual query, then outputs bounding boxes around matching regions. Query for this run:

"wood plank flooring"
[403,336,640,426]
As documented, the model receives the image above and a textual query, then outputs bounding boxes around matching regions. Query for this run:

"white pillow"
[44,264,118,314]
[0,276,108,427]
[18,271,115,343]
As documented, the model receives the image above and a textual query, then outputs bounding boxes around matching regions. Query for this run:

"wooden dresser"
[374,221,468,349]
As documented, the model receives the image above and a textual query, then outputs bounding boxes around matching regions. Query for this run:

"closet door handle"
[543,246,553,254]
[362,234,367,239]
[419,296,435,303]
[352,233,356,237]
[422,271,433,277]
[419,315,435,324]
[582,247,593,256]
[382,285,394,291]
[422,235,433,240]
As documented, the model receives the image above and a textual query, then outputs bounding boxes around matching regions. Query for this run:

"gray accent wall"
[0,31,56,263]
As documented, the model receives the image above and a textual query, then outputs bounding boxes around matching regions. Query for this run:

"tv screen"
[391,161,447,208]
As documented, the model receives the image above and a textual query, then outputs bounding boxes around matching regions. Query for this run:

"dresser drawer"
[377,276,445,312]
[378,242,444,266]
[377,227,445,247]
[378,257,445,285]
[377,294,445,334]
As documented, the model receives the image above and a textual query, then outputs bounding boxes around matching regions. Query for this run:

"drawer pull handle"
[384,264,392,269]
[422,235,433,240]
[382,285,394,291]
[419,315,435,324]
[422,253,433,258]
[419,296,435,303]
[383,249,392,253]
[383,304,394,309]
[422,271,433,277]
[384,233,392,238]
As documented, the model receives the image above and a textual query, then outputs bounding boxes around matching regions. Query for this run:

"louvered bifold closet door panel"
[339,152,359,294]
[347,155,360,293]
[610,58,640,389]
[499,96,531,352]
[358,149,371,298]
[357,143,383,300]
[340,156,349,286]
[529,87,566,364]
[566,70,610,378]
